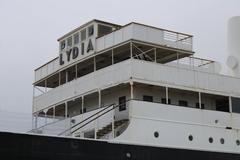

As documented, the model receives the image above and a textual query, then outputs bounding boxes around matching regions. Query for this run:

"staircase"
[97,119,129,139]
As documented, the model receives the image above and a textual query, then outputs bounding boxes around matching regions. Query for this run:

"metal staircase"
[97,119,129,139]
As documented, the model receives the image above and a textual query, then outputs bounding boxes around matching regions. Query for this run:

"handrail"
[59,99,131,136]
[58,103,116,136]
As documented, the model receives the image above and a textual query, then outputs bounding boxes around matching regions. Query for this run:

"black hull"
[0,132,239,160]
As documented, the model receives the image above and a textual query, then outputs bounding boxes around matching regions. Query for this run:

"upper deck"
[34,21,193,83]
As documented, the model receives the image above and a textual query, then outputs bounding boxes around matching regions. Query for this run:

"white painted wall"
[114,100,240,154]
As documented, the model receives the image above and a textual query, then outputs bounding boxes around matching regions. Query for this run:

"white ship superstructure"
[32,19,240,155]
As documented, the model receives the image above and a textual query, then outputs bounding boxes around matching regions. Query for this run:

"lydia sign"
[59,39,94,66]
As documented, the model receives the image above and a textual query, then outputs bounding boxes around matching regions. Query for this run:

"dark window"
[216,99,229,112]
[179,100,188,107]
[67,37,72,47]
[74,33,79,45]
[232,97,240,113]
[119,96,126,111]
[81,29,86,41]
[143,95,153,102]
[81,43,84,55]
[162,98,171,104]
[88,25,94,37]
[196,103,205,109]
[98,24,113,37]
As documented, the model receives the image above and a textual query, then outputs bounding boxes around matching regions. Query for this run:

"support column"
[229,96,232,113]
[81,96,84,114]
[177,52,179,65]
[130,81,134,99]
[94,56,96,71]
[59,72,61,85]
[75,65,78,79]
[98,89,101,108]
[130,42,133,59]
[112,49,114,65]
[166,87,169,104]
[66,70,68,82]
[65,102,68,118]
[154,48,157,63]
[199,92,202,109]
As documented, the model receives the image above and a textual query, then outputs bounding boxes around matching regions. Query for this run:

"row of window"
[60,25,94,50]
[154,131,240,146]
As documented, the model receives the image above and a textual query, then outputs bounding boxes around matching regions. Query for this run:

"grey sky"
[0,0,239,113]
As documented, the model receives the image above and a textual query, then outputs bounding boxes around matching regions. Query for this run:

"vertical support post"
[98,89,101,108]
[166,87,169,104]
[75,65,78,79]
[94,56,96,71]
[130,42,133,59]
[59,72,61,86]
[177,52,179,65]
[199,92,202,109]
[154,48,157,63]
[112,105,115,138]
[229,96,232,113]
[81,96,84,114]
[66,70,68,83]
[130,81,134,99]
[112,49,114,65]
[65,102,68,119]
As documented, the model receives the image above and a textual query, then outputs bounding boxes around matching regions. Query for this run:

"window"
[81,43,85,55]
[81,29,86,41]
[74,33,79,45]
[161,98,171,104]
[179,100,188,107]
[98,24,112,37]
[119,96,126,111]
[88,25,94,37]
[232,97,240,113]
[60,40,66,50]
[143,95,153,102]
[196,103,205,109]
[216,99,229,112]
[67,37,72,47]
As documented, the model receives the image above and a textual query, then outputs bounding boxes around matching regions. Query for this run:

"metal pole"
[166,87,169,104]
[229,96,232,113]
[94,56,96,71]
[130,42,133,59]
[130,81,134,99]
[75,65,78,79]
[112,49,114,65]
[112,105,115,138]
[199,92,202,109]
[154,48,157,63]
[65,102,68,118]
[45,80,47,92]
[66,70,68,82]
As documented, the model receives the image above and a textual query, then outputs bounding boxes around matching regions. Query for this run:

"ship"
[1,18,240,159]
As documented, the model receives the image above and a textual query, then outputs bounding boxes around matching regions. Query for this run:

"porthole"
[209,137,213,143]
[236,140,240,146]
[220,138,225,144]
[154,131,159,138]
[188,135,193,141]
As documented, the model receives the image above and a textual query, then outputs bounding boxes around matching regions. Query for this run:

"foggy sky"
[0,0,239,113]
